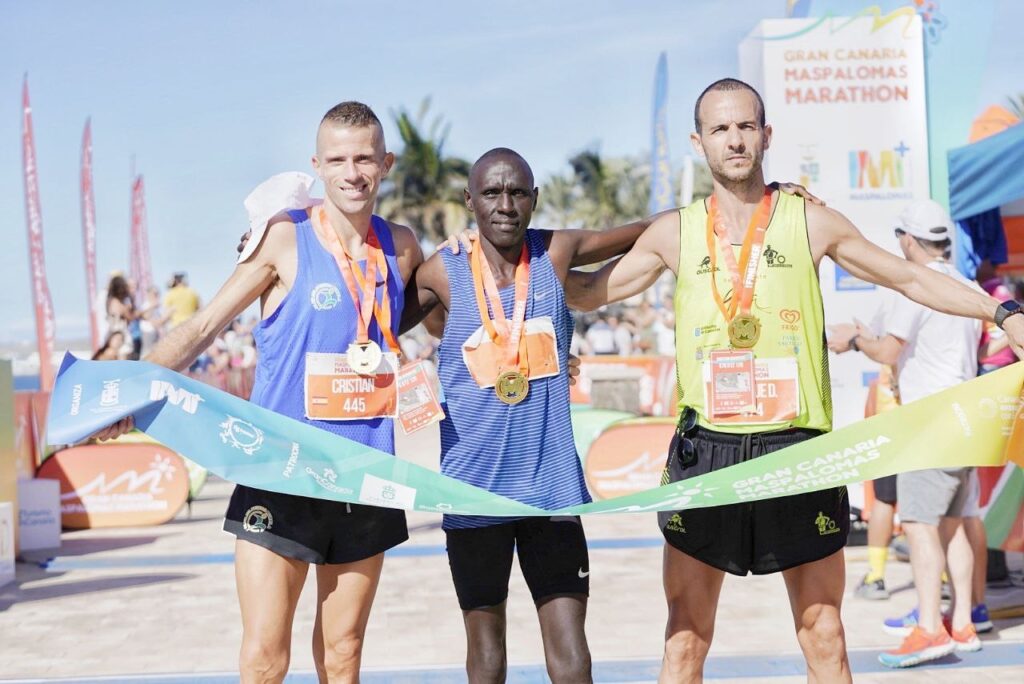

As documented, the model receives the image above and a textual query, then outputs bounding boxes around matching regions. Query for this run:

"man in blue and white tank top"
[403,148,658,683]
[101,102,426,683]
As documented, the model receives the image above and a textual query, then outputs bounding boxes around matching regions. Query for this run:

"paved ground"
[2,426,1023,682]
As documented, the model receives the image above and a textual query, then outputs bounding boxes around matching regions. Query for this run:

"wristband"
[850,335,861,352]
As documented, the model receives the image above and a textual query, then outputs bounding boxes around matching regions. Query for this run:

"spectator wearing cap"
[829,199,987,655]
[163,272,200,328]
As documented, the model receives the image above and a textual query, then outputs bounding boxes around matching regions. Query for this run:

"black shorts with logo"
[657,420,849,576]
[445,516,589,610]
[224,484,408,565]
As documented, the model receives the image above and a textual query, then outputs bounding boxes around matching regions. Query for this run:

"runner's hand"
[772,181,825,206]
[437,230,478,255]
[567,354,581,386]
[1001,313,1024,360]
[826,323,858,353]
[90,415,135,442]
[237,229,252,255]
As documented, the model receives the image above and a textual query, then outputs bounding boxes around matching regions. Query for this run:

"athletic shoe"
[949,623,982,652]
[971,603,994,633]
[883,607,919,636]
[878,627,955,668]
[854,576,890,600]
[941,581,952,601]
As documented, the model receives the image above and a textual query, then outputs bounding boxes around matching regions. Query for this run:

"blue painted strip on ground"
[41,537,665,570]
[4,642,1024,682]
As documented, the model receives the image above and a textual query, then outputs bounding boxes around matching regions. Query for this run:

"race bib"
[304,352,398,421]
[708,350,757,416]
[702,355,800,425]
[397,360,445,434]
[462,316,560,389]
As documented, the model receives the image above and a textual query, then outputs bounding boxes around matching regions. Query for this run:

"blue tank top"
[438,229,590,529]
[250,209,404,454]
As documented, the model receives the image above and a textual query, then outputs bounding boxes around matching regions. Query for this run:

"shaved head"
[469,148,534,191]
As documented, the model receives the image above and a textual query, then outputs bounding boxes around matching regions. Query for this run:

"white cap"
[238,172,316,263]
[896,199,953,242]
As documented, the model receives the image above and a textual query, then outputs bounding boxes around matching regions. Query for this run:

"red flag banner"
[21,77,56,390]
[81,119,100,351]
[129,175,152,297]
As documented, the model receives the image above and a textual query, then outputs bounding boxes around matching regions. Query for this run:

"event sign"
[740,15,930,429]
[17,478,60,550]
[38,443,189,529]
[0,503,14,589]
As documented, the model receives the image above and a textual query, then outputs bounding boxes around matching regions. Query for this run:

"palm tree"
[377,98,471,242]
[1008,93,1024,120]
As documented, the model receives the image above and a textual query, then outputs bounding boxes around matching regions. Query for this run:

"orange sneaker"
[878,626,955,668]
[949,622,982,652]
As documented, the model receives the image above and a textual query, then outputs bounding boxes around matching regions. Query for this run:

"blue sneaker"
[883,607,919,636]
[972,603,994,633]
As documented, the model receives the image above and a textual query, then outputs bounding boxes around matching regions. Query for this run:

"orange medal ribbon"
[470,243,531,376]
[704,188,773,346]
[313,207,401,355]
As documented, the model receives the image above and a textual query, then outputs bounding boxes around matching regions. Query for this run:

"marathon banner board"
[740,15,930,429]
[47,354,1024,517]
[569,356,677,416]
[0,503,14,588]
[38,443,189,529]
[584,418,673,500]
[17,478,60,550]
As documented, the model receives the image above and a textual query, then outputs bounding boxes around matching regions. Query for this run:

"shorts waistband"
[691,425,823,447]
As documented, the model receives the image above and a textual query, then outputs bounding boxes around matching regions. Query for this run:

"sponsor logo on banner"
[70,384,82,415]
[359,474,416,509]
[848,142,913,200]
[150,381,203,414]
[731,435,891,500]
[584,419,674,500]
[243,506,273,533]
[305,466,354,495]
[282,442,300,478]
[219,416,264,455]
[92,379,122,413]
[310,283,342,311]
[38,444,189,528]
[798,143,819,187]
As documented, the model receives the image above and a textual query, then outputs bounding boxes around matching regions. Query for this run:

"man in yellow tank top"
[568,78,1024,683]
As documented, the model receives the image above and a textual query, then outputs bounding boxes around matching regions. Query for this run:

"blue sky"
[2,0,1023,344]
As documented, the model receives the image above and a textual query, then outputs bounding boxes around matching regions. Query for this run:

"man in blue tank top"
[401,148,657,684]
[96,102,426,683]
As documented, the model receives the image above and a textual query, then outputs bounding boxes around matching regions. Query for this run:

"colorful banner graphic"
[47,354,1024,516]
[80,119,100,351]
[648,52,673,214]
[21,77,56,390]
[129,175,153,298]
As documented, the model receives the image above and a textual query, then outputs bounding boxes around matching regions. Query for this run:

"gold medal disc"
[728,315,761,349]
[495,370,529,405]
[347,341,383,375]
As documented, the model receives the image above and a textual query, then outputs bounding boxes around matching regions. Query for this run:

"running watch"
[994,300,1024,330]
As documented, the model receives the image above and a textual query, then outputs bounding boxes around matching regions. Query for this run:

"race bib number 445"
[305,352,398,421]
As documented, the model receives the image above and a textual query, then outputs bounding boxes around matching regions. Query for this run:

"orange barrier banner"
[583,418,674,500]
[569,355,677,416]
[38,443,189,529]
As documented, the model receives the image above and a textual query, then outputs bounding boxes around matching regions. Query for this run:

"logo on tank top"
[242,505,273,533]
[763,245,793,269]
[695,255,718,276]
[310,283,342,310]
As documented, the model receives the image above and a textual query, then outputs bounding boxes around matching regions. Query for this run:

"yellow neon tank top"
[674,191,832,433]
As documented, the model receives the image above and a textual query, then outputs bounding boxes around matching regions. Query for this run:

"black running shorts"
[445,516,590,610]
[872,474,898,505]
[224,484,408,565]
[657,423,849,576]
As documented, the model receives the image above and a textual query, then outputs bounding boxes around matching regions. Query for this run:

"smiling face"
[465,151,538,250]
[312,122,394,216]
[691,88,771,185]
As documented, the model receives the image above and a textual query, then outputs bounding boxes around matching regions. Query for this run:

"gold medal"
[728,315,761,349]
[347,341,383,375]
[495,370,529,405]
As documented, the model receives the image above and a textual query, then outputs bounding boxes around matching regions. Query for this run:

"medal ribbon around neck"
[470,242,531,376]
[704,187,773,332]
[314,207,400,354]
